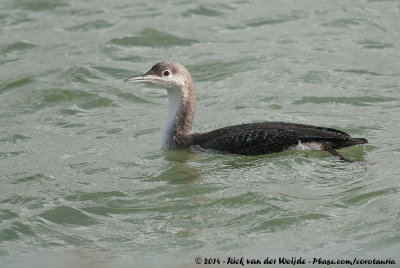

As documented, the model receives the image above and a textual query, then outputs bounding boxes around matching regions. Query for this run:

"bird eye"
[163,70,170,76]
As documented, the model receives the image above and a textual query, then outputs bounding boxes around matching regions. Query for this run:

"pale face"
[125,62,188,91]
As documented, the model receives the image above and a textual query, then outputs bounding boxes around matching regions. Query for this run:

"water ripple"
[39,206,98,226]
[40,89,114,110]
[246,12,306,27]
[289,71,332,84]
[92,66,132,79]
[334,69,385,76]
[65,191,127,202]
[13,1,69,11]
[0,209,18,224]
[66,66,103,82]
[65,19,113,31]
[228,11,306,29]
[12,173,53,184]
[1,41,37,54]
[109,28,198,48]
[0,222,35,241]
[249,213,328,232]
[358,39,395,49]
[343,188,398,206]
[188,58,257,82]
[293,96,397,106]
[182,5,226,17]
[1,0,399,263]
[322,18,360,28]
[0,77,34,95]
[116,92,153,104]
[0,134,31,143]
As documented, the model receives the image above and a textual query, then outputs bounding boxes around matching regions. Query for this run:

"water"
[1,0,400,267]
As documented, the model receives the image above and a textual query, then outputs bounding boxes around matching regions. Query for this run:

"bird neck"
[162,82,195,148]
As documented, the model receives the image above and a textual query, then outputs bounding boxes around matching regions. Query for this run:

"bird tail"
[323,137,368,162]
[350,137,369,146]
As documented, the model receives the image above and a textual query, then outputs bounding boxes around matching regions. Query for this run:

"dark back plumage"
[192,122,368,156]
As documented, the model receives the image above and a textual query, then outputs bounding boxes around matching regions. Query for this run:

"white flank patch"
[288,141,325,151]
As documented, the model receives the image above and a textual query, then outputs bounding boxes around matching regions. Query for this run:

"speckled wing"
[198,127,298,155]
[193,122,367,155]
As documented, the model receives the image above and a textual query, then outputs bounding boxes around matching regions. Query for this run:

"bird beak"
[124,74,159,83]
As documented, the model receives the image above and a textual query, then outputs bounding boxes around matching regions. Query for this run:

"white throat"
[161,89,185,148]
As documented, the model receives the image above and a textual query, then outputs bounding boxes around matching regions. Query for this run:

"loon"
[125,61,368,162]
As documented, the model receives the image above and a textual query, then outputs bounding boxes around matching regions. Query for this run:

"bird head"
[125,61,192,92]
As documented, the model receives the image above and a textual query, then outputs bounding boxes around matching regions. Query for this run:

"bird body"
[125,61,368,161]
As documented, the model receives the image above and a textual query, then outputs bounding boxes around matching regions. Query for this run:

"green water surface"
[1,0,400,267]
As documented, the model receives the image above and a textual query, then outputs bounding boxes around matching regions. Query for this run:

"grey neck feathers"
[162,79,196,148]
